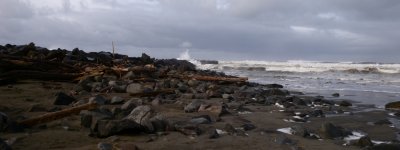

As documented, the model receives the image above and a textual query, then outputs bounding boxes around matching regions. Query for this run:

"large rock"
[111,96,124,104]
[184,100,205,113]
[0,112,8,132]
[126,83,144,94]
[124,105,167,132]
[291,125,310,137]
[339,100,352,107]
[53,92,76,105]
[318,122,351,139]
[385,101,400,109]
[96,119,144,138]
[89,95,108,105]
[121,99,137,111]
[354,136,373,148]
[198,102,225,117]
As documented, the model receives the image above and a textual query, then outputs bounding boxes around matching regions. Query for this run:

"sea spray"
[177,49,204,69]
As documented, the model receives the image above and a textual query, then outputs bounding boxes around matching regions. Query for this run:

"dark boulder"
[332,93,340,97]
[241,123,256,131]
[141,53,154,64]
[124,105,167,132]
[224,123,237,135]
[155,59,195,72]
[318,122,351,139]
[354,136,373,148]
[339,100,352,107]
[291,125,310,137]
[265,84,284,88]
[385,101,400,110]
[89,95,108,105]
[121,99,138,111]
[110,96,124,104]
[308,109,325,117]
[95,119,144,138]
[208,129,220,139]
[53,92,76,105]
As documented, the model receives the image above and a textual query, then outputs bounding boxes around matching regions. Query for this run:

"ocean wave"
[196,60,400,74]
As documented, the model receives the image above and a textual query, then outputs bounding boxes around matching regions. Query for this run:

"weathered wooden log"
[18,102,97,127]
[129,89,175,97]
[0,78,16,86]
[0,56,78,73]
[0,70,81,81]
[191,75,248,82]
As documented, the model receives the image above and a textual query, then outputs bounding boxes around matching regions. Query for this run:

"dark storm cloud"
[0,0,399,62]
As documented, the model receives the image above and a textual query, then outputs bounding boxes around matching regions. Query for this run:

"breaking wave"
[197,60,400,74]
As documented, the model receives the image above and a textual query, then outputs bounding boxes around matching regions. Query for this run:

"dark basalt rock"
[95,119,144,138]
[385,101,400,110]
[265,84,284,88]
[339,100,352,107]
[332,93,340,97]
[291,125,310,137]
[318,122,351,139]
[209,129,220,139]
[355,136,374,148]
[53,92,76,105]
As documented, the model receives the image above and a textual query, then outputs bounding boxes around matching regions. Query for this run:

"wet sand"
[1,80,400,150]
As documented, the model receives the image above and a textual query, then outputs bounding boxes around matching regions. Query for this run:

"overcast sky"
[1,0,399,62]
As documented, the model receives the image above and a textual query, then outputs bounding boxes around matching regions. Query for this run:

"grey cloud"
[0,0,399,62]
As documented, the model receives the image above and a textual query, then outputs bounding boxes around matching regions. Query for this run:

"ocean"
[179,50,400,108]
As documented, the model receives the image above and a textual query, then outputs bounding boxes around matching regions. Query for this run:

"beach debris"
[18,102,97,127]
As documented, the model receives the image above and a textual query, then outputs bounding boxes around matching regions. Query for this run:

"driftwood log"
[18,103,97,127]
[129,89,175,97]
[191,75,248,82]
[0,56,78,73]
[0,70,81,82]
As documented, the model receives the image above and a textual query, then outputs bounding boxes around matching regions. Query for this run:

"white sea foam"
[196,60,400,74]
[182,50,400,106]
[344,131,366,141]
[277,127,293,135]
